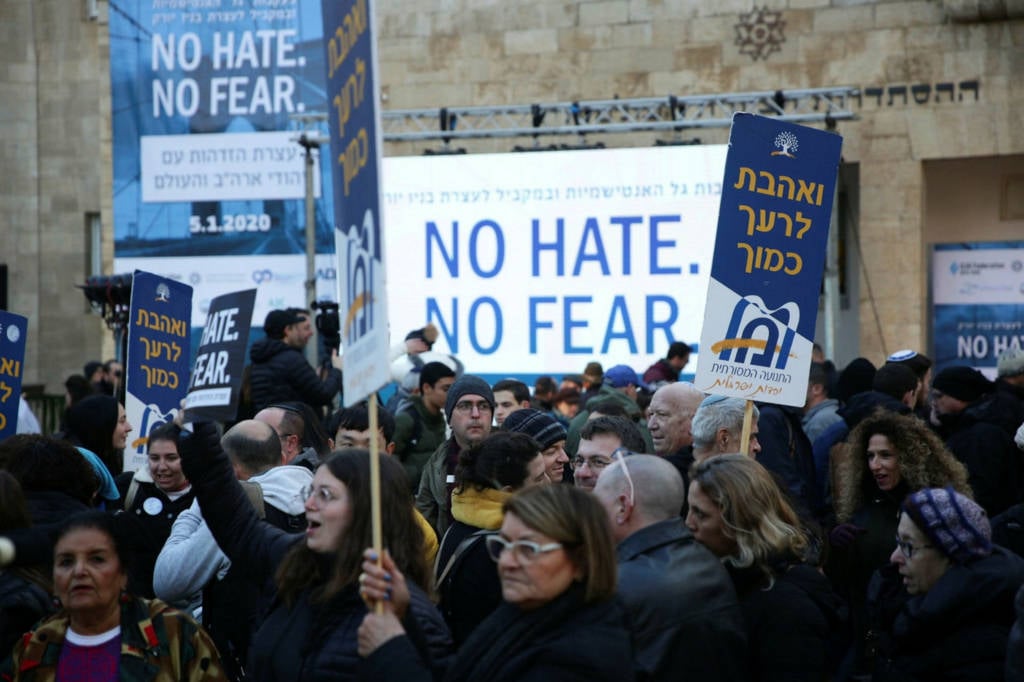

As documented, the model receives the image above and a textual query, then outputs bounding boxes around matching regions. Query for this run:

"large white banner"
[383,145,726,378]
[117,145,727,380]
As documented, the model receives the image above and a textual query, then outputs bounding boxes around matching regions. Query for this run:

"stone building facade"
[1,0,1022,391]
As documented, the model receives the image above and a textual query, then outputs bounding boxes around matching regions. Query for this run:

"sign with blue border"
[125,271,193,472]
[321,0,391,403]
[695,113,842,406]
[0,311,28,442]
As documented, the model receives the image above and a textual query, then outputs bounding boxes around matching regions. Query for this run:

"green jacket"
[2,596,226,682]
[393,395,448,492]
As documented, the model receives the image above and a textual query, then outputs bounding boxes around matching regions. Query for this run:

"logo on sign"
[5,324,19,343]
[155,283,171,302]
[770,131,799,158]
[344,209,376,345]
[713,296,798,370]
[252,270,273,284]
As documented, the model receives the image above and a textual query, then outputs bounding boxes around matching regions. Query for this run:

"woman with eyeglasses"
[828,410,971,677]
[175,422,453,682]
[867,487,1024,681]
[357,484,634,681]
[435,431,549,647]
[686,454,844,682]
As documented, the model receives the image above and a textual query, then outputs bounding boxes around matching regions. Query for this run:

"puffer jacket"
[248,338,341,413]
[868,546,1024,681]
[1,595,226,681]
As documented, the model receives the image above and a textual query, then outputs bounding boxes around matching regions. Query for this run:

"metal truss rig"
[380,86,859,143]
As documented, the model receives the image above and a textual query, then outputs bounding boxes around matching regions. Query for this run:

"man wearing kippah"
[929,365,1021,516]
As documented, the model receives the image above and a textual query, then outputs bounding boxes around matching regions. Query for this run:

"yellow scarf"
[450,487,510,530]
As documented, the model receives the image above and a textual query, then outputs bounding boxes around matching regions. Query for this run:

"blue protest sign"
[0,311,28,442]
[695,113,842,406]
[321,0,391,404]
[125,271,193,472]
[184,288,257,422]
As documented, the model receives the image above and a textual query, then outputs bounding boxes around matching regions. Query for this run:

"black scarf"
[445,583,586,682]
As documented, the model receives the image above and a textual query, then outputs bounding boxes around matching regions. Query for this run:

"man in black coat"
[594,454,747,681]
[249,308,343,415]
[930,365,1022,516]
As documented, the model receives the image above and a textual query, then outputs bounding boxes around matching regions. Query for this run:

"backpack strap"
[238,480,266,519]
[124,478,140,511]
[434,528,495,591]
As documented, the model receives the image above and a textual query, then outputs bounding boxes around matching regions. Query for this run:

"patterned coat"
[1,595,226,682]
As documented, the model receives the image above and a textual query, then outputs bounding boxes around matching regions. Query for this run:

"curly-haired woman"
[827,409,972,676]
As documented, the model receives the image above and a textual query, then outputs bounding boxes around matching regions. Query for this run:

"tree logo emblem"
[771,131,798,158]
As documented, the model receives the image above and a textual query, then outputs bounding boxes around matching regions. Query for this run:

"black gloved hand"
[177,421,223,480]
[828,522,866,549]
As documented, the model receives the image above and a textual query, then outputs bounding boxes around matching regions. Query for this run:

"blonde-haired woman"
[828,409,971,676]
[687,454,843,682]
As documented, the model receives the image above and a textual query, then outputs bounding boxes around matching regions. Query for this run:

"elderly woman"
[436,431,549,646]
[1,510,225,681]
[177,422,452,682]
[829,410,971,675]
[358,484,633,681]
[868,487,1024,680]
[686,454,843,682]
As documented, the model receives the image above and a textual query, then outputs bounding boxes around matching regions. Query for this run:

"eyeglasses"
[894,535,933,559]
[571,455,613,470]
[485,535,563,563]
[300,485,338,506]
[453,400,492,415]
[611,448,636,508]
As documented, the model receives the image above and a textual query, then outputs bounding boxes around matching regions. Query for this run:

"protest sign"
[695,113,842,407]
[125,271,193,472]
[0,311,28,441]
[184,288,257,422]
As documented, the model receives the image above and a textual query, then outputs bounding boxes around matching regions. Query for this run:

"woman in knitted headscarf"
[828,409,971,676]
[868,487,1024,681]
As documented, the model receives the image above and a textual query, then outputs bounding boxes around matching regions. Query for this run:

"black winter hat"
[444,375,496,417]
[931,366,994,403]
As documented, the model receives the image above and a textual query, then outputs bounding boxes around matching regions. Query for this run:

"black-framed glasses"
[485,535,563,563]
[894,535,933,559]
[571,454,613,470]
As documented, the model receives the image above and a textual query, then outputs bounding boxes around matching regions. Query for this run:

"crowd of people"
[3,307,1024,681]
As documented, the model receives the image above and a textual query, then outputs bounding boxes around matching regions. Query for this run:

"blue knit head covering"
[901,486,991,564]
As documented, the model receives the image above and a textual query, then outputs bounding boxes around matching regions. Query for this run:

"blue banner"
[931,242,1024,375]
[321,0,391,402]
[125,271,193,472]
[695,113,842,406]
[0,311,28,442]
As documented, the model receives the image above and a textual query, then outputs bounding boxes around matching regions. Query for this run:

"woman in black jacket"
[178,421,452,682]
[116,422,196,597]
[687,454,844,682]
[435,430,548,646]
[868,487,1024,681]
[357,484,633,681]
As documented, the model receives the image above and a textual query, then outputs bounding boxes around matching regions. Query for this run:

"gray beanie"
[445,375,496,417]
[901,486,991,564]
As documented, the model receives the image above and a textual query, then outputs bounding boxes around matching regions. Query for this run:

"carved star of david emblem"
[734,7,786,61]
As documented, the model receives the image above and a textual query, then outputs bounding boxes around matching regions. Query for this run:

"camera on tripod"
[310,300,341,352]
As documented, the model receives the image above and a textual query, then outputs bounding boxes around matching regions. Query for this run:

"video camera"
[311,300,341,352]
